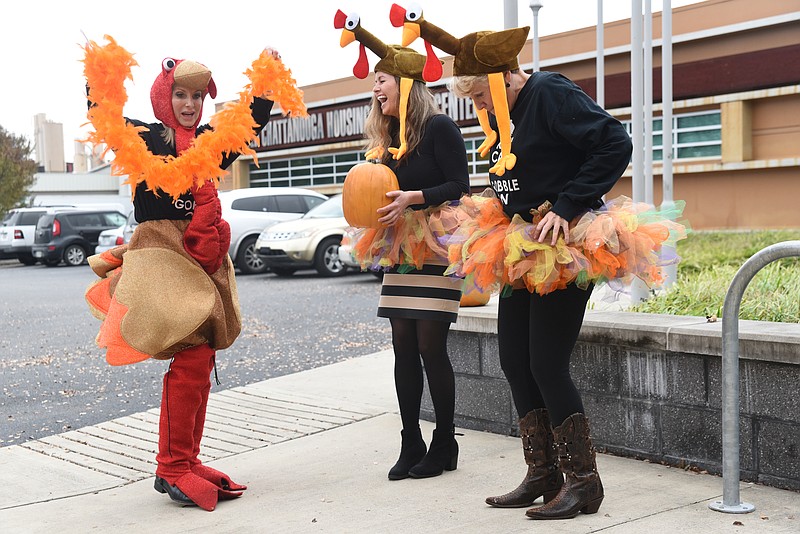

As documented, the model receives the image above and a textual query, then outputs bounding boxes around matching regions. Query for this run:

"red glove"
[183,181,231,275]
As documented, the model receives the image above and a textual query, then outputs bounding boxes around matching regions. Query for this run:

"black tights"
[497,284,592,427]
[390,318,454,432]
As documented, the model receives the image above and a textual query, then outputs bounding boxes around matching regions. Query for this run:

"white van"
[219,187,327,274]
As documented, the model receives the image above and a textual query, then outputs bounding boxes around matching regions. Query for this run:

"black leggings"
[497,284,592,426]
[390,318,455,432]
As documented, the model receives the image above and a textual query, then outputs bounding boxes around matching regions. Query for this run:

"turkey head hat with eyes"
[150,57,218,154]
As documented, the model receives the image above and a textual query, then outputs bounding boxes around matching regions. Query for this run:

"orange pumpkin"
[460,285,491,307]
[342,162,400,228]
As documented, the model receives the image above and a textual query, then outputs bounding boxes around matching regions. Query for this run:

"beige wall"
[751,95,800,160]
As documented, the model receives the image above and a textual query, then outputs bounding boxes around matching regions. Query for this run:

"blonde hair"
[160,126,175,147]
[452,69,520,99]
[451,74,489,99]
[364,78,441,163]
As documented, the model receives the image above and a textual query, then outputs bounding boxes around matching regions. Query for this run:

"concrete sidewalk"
[0,350,797,533]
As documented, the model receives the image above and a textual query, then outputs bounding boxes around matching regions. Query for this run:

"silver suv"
[0,207,77,265]
[219,187,327,275]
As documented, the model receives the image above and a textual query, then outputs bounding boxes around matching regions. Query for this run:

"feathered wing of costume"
[81,36,306,511]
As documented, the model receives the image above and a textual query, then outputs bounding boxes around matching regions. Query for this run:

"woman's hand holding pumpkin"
[377,190,423,226]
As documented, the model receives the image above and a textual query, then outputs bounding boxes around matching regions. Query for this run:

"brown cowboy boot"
[526,412,604,520]
[486,409,563,508]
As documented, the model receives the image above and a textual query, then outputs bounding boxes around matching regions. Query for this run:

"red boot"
[155,344,242,511]
[189,351,247,492]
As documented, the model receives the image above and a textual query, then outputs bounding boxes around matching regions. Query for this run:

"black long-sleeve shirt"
[386,114,470,209]
[131,97,274,222]
[487,71,632,221]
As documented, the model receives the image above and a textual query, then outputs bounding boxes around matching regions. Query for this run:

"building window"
[464,138,491,176]
[250,150,367,188]
[622,110,722,161]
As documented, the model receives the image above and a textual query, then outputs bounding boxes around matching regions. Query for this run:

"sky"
[0,0,703,162]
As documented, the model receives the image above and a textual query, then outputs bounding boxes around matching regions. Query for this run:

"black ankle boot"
[388,427,427,480]
[154,476,196,505]
[408,428,458,479]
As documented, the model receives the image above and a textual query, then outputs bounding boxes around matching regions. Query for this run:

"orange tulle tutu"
[445,191,689,296]
[351,201,470,272]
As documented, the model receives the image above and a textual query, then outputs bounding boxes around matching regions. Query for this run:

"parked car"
[95,211,138,254]
[219,187,327,275]
[255,195,350,277]
[338,227,360,270]
[95,225,126,254]
[0,207,77,265]
[339,226,384,279]
[32,209,127,266]
[122,210,138,243]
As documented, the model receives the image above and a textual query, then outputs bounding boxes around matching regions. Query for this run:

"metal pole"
[530,1,543,72]
[644,0,653,205]
[660,0,677,287]
[596,0,604,107]
[629,0,648,303]
[708,240,800,514]
[504,0,518,29]
[631,0,644,203]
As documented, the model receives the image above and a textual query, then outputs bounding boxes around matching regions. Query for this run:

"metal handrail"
[709,240,800,514]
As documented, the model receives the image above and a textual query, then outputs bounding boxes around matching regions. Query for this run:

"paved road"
[0,259,390,447]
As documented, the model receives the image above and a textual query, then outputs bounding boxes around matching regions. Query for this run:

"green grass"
[632,229,800,322]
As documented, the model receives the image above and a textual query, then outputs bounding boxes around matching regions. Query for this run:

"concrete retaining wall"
[420,300,800,491]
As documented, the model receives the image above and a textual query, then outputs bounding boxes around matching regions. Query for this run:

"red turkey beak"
[340,29,356,48]
[402,23,420,47]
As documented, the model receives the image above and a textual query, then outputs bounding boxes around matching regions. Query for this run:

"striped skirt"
[377,264,464,323]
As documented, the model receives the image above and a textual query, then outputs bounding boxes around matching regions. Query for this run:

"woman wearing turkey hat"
[334,10,470,480]
[390,2,634,520]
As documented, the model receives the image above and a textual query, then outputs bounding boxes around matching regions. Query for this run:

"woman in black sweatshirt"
[454,65,632,520]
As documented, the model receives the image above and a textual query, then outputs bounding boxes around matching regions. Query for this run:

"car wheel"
[314,237,347,277]
[236,236,268,275]
[63,244,87,266]
[18,253,37,266]
[272,267,296,277]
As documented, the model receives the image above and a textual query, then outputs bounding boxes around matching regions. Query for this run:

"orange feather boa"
[82,35,307,199]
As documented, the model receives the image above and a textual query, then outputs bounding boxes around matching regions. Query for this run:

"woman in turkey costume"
[392,3,686,521]
[334,10,469,480]
[82,37,305,511]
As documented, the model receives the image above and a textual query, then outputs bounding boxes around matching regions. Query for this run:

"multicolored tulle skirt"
[350,202,470,273]
[446,191,689,296]
[350,190,689,297]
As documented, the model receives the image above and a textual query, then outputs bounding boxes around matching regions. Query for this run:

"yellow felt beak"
[340,30,356,48]
[401,23,420,47]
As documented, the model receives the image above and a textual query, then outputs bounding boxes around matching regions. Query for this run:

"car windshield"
[302,195,343,219]
[2,211,16,225]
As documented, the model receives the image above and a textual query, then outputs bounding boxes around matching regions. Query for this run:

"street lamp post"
[530,1,543,72]
[596,0,604,108]
[504,0,518,29]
